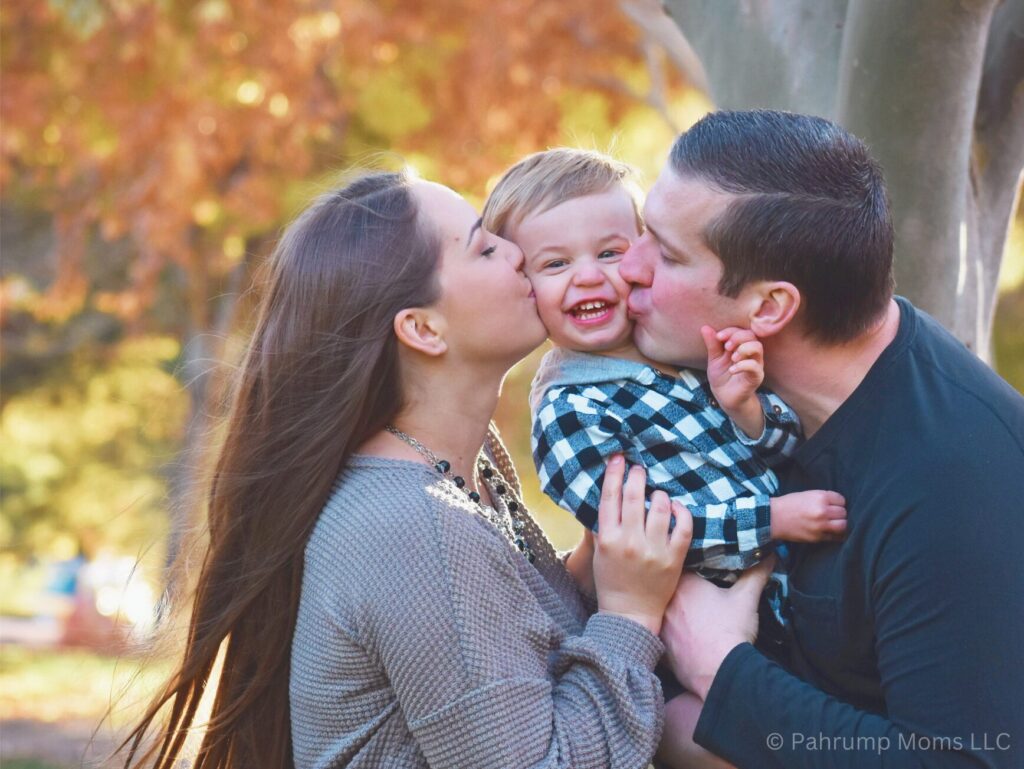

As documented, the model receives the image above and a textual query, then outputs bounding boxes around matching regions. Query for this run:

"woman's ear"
[394,308,448,357]
[748,282,801,338]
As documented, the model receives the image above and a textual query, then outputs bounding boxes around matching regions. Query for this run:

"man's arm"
[662,478,1024,768]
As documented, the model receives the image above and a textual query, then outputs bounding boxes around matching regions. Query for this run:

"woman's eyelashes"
[481,244,497,257]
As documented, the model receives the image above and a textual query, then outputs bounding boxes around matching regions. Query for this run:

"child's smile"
[508,186,640,354]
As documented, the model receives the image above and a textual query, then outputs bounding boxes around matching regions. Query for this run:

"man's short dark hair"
[669,110,894,343]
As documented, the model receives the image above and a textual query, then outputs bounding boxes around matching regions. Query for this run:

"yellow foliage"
[0,336,186,559]
[998,209,1023,293]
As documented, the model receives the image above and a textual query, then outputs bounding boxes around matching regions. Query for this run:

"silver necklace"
[385,424,535,563]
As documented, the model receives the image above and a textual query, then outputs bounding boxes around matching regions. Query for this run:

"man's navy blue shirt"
[693,298,1024,768]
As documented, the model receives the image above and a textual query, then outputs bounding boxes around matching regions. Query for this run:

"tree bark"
[663,0,848,116]
[661,0,1024,355]
[836,0,999,354]
[974,0,1024,349]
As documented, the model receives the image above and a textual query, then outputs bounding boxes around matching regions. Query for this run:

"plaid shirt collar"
[529,346,708,415]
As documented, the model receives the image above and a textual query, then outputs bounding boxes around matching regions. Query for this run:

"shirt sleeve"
[690,479,1024,768]
[531,388,633,530]
[684,494,773,572]
[366,499,666,769]
[728,390,802,469]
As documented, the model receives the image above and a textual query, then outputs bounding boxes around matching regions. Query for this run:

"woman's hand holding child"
[593,456,693,635]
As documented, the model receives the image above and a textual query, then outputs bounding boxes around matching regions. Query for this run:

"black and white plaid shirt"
[530,348,801,583]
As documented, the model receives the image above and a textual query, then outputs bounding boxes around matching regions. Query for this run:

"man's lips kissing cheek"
[626,287,652,318]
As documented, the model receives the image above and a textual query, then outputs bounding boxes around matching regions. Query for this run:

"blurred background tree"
[2,0,709,571]
[664,0,1024,358]
[1,0,1021,587]
[4,5,1021,764]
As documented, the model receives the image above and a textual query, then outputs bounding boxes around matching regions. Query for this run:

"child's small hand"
[702,325,765,408]
[702,325,766,438]
[770,490,848,542]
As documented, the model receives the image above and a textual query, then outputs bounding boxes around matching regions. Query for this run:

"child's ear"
[748,282,801,338]
[394,308,448,357]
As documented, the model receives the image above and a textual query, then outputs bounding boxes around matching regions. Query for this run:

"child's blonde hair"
[483,148,642,237]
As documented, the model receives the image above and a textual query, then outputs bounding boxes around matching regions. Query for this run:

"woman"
[122,171,692,769]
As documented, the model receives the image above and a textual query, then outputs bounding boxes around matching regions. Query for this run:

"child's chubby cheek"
[526,277,564,335]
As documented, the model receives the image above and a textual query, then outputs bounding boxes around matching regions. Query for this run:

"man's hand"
[702,325,765,439]
[661,557,775,700]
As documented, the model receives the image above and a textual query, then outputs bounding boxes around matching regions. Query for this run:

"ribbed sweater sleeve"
[292,460,665,769]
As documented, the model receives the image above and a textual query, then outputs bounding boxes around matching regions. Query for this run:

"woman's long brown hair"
[121,171,441,768]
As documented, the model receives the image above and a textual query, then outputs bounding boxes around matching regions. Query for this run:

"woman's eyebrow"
[466,217,483,249]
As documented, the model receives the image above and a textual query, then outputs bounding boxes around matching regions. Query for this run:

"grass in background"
[0,646,170,725]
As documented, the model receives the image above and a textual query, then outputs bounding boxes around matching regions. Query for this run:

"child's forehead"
[526,185,641,226]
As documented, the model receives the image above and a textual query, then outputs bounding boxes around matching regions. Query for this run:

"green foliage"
[1,336,186,560]
[994,288,1024,393]
[993,212,1024,393]
[3,760,65,769]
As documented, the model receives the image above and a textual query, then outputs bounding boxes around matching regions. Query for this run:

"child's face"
[508,186,640,354]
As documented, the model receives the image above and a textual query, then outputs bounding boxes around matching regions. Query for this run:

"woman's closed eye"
[481,244,497,257]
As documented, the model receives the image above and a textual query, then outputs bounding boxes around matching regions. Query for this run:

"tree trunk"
[662,0,1024,355]
[663,0,848,116]
[835,0,998,354]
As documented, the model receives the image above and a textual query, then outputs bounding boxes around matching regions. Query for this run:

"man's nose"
[620,237,653,287]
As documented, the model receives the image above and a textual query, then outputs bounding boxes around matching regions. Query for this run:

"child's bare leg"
[654,692,736,769]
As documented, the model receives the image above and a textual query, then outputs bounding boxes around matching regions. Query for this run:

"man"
[620,110,1024,768]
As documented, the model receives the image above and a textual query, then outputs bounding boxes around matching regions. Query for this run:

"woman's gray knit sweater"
[289,455,666,768]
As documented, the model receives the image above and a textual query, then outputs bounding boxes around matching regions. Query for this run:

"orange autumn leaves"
[2,0,676,325]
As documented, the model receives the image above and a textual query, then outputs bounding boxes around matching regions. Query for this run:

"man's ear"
[394,308,447,357]
[748,282,800,338]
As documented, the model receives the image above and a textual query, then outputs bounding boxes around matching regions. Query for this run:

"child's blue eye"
[598,250,620,260]
[481,245,497,257]
[545,259,567,270]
